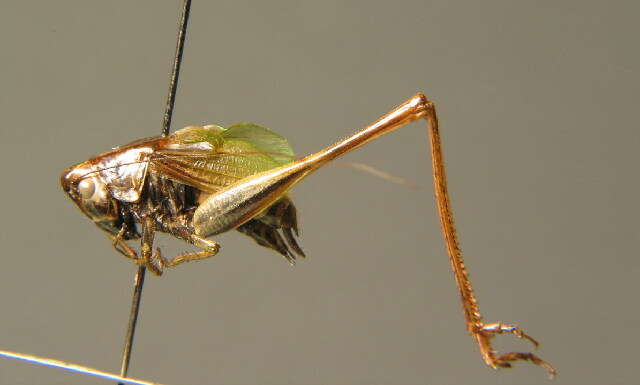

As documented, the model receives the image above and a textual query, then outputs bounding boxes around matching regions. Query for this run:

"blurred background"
[0,1,638,384]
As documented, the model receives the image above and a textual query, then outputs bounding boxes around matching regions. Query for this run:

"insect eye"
[78,178,95,200]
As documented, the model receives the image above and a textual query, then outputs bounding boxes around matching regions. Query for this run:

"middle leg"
[156,222,221,270]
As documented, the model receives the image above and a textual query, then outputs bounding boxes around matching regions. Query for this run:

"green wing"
[222,123,295,165]
[151,124,296,193]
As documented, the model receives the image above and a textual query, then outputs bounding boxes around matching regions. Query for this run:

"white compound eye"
[78,178,95,200]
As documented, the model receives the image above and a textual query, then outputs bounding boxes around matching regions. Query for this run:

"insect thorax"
[121,169,201,239]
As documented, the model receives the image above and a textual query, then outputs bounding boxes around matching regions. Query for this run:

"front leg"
[109,224,138,261]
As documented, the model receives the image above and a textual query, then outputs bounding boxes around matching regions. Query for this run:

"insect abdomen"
[238,197,305,263]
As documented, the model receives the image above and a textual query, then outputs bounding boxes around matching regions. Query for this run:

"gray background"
[0,1,638,384]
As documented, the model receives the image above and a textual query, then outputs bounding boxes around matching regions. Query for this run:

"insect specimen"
[60,93,556,376]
